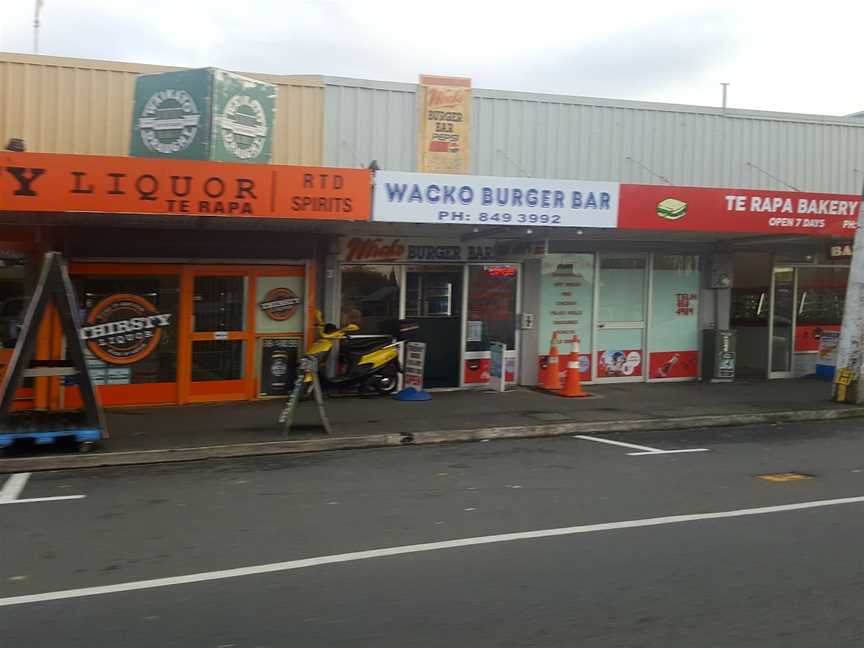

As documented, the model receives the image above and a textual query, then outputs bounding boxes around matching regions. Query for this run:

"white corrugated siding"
[323,78,417,171]
[322,78,864,193]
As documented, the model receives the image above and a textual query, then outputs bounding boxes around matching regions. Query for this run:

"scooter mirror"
[314,310,324,325]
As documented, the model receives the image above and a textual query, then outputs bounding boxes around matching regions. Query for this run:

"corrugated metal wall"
[323,77,417,171]
[0,53,325,165]
[321,79,864,194]
[472,90,864,194]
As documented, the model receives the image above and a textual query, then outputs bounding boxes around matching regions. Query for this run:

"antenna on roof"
[33,0,44,54]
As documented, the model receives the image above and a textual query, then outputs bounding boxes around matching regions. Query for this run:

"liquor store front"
[338,237,526,388]
[64,262,312,408]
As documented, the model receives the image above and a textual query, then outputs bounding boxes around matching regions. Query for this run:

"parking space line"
[0,472,86,505]
[0,472,31,502]
[2,494,863,608]
[573,435,709,455]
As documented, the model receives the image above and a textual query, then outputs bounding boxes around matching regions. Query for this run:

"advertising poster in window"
[539,254,593,381]
[648,256,700,379]
[418,75,471,174]
[259,338,299,397]
[255,276,305,334]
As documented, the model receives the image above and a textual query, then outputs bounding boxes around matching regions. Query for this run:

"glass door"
[404,265,463,388]
[769,266,795,378]
[463,264,519,386]
[185,269,251,402]
[594,253,647,382]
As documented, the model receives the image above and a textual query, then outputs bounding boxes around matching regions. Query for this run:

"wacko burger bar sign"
[0,152,371,221]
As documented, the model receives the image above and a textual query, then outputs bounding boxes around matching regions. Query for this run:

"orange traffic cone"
[560,335,589,398]
[538,355,548,388]
[542,332,562,391]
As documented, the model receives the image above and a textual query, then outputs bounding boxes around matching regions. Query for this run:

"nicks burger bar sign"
[618,184,860,237]
[0,152,371,221]
[81,294,172,365]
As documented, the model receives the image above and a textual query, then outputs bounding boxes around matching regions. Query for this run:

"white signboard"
[404,341,426,390]
[373,171,619,228]
[489,341,506,393]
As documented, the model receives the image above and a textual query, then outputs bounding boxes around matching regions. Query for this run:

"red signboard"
[619,184,860,237]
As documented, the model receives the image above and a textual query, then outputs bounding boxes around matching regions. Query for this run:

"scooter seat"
[341,337,391,354]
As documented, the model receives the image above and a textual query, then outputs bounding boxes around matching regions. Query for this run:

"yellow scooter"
[302,312,402,397]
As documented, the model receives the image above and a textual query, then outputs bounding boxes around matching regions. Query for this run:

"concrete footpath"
[2,378,863,472]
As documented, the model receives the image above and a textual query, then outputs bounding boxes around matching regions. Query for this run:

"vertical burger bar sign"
[130,67,276,164]
[418,75,471,174]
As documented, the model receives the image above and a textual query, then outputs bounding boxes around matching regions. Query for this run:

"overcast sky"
[1,0,862,116]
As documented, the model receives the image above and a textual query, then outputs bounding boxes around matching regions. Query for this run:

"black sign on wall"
[259,338,299,397]
[828,241,854,260]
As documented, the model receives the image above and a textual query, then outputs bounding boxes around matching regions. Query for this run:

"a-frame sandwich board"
[0,252,106,448]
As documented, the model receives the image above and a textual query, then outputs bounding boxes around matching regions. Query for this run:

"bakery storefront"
[0,151,372,408]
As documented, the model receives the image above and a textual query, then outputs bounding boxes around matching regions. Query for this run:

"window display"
[648,255,700,379]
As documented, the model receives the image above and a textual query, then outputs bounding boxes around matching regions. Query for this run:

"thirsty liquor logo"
[258,288,302,322]
[80,294,172,365]
[138,89,202,154]
[220,95,268,160]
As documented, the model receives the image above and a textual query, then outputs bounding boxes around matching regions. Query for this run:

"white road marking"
[2,494,863,608]
[627,449,710,456]
[573,435,708,455]
[1,495,87,505]
[0,473,31,502]
[0,472,85,505]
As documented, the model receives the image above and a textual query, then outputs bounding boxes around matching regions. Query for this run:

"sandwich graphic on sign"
[656,198,688,221]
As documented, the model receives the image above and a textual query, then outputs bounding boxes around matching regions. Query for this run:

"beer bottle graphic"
[656,353,680,378]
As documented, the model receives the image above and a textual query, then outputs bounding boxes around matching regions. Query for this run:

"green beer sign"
[130,67,276,164]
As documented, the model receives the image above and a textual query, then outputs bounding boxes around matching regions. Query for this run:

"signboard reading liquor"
[418,75,471,174]
[619,184,860,237]
[80,294,172,365]
[0,152,372,221]
[374,171,619,228]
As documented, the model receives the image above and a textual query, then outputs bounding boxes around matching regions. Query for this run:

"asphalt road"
[4,419,864,646]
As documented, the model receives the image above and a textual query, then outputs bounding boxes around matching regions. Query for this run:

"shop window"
[76,276,179,385]
[538,253,594,381]
[340,265,400,335]
[793,266,849,354]
[0,255,28,349]
[465,265,517,352]
[194,276,246,332]
[648,255,700,379]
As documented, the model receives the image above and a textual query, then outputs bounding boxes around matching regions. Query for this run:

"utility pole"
[834,179,864,402]
[33,0,44,54]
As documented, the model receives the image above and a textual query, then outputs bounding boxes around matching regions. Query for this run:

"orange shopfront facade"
[0,152,372,409]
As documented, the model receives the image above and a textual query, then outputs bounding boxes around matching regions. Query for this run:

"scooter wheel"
[371,364,400,395]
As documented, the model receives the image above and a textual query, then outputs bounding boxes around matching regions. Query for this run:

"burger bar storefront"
[0,151,372,410]
[364,171,861,387]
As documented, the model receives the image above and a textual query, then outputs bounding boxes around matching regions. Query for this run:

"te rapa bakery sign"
[0,152,371,221]
[618,184,860,237]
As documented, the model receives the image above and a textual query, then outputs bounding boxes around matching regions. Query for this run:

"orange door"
[182,268,254,403]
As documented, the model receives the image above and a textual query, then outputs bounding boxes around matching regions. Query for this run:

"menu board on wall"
[539,254,594,379]
[418,75,471,174]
